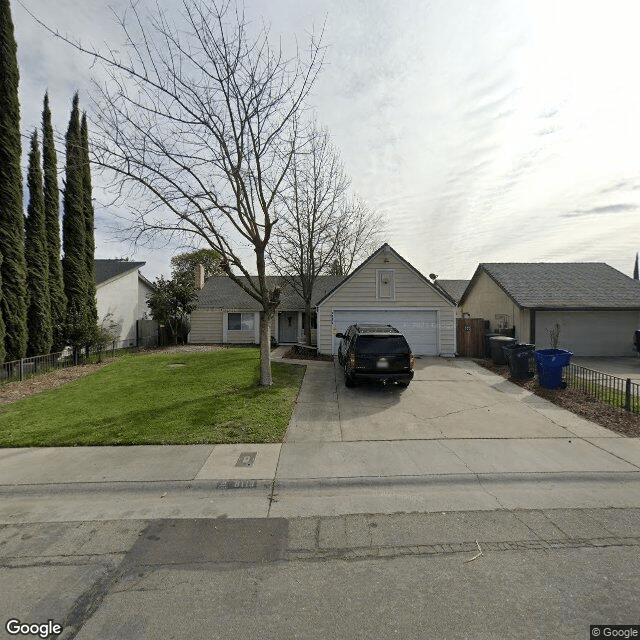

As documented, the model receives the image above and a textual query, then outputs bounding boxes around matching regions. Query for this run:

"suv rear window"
[355,335,410,354]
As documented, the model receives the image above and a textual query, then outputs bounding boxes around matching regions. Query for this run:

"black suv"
[336,324,415,387]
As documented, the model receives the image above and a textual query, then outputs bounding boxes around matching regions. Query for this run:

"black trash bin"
[484,333,500,359]
[489,336,516,365]
[509,344,535,379]
[502,341,521,366]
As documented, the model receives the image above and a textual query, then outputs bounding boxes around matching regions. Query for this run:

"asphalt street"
[1,353,639,639]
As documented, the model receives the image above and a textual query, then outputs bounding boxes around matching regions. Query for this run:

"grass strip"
[0,349,305,446]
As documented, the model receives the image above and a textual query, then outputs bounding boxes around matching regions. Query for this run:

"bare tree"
[330,195,386,277]
[28,0,324,385]
[268,125,349,344]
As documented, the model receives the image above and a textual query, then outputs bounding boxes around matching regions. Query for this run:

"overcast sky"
[12,0,640,281]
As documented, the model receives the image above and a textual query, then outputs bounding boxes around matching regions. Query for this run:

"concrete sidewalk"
[1,353,639,523]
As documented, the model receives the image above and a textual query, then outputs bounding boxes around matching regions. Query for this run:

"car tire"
[397,380,410,388]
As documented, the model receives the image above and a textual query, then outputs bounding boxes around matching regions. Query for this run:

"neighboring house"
[316,244,457,357]
[434,279,470,315]
[189,275,345,345]
[95,259,155,346]
[459,263,640,356]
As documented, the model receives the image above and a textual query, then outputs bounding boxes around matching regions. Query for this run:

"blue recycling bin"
[533,349,573,389]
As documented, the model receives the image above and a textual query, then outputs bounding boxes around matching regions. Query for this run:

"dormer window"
[377,269,395,300]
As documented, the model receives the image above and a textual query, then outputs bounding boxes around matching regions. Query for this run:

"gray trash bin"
[484,333,499,358]
[489,336,516,365]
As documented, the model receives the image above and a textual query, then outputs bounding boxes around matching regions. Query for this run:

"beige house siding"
[317,251,455,355]
[189,309,224,343]
[460,271,530,340]
[189,310,296,345]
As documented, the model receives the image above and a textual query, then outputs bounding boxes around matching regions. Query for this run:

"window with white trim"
[228,312,255,331]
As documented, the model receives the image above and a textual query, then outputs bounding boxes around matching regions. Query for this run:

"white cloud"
[12,0,640,281]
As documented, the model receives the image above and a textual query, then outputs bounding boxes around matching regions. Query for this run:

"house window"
[377,269,395,300]
[228,312,254,331]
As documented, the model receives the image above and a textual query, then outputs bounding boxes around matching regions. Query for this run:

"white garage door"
[535,310,639,356]
[332,310,438,355]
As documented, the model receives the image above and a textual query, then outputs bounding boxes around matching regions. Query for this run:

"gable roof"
[197,275,346,311]
[315,243,456,307]
[460,262,640,309]
[435,279,469,304]
[95,259,146,286]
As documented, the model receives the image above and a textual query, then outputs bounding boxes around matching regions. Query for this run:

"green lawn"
[0,349,305,447]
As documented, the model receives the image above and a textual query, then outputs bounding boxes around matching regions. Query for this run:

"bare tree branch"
[268,124,383,344]
[22,0,325,384]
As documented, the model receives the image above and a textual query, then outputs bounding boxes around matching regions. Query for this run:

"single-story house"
[189,275,345,345]
[189,243,457,356]
[459,262,640,356]
[315,244,457,356]
[95,259,156,346]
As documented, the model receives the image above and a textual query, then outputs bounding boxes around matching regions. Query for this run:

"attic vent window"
[377,269,395,300]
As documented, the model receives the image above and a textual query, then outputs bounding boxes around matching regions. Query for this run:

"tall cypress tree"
[0,0,28,360]
[42,92,67,351]
[0,256,6,364]
[62,92,89,358]
[81,112,97,326]
[25,130,52,356]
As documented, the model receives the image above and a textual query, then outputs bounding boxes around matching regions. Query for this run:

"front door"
[279,311,298,343]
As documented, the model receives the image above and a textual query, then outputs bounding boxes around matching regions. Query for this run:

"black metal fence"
[563,362,640,415]
[0,335,158,385]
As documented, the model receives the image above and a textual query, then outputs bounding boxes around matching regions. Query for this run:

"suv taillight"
[348,352,356,369]
[409,352,415,369]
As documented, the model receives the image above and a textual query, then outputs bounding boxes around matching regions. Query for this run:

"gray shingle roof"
[467,263,640,309]
[95,259,146,285]
[197,275,346,310]
[435,279,469,304]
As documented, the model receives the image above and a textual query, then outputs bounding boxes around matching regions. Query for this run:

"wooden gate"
[456,318,489,358]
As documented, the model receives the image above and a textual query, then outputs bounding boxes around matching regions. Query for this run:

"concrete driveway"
[285,356,614,442]
[572,356,640,384]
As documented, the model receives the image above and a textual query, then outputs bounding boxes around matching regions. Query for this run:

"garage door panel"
[535,311,639,356]
[332,310,438,355]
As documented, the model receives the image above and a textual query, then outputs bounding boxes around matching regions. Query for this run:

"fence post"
[20,358,23,382]
[625,378,631,412]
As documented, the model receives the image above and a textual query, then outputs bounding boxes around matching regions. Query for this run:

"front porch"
[275,311,317,346]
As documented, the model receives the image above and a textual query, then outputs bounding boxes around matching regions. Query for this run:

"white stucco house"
[95,259,155,346]
[459,262,640,356]
[189,243,457,357]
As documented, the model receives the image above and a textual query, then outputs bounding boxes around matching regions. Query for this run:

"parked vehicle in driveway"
[336,324,415,387]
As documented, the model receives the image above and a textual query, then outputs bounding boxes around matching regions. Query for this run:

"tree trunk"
[304,300,312,346]
[259,309,273,386]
